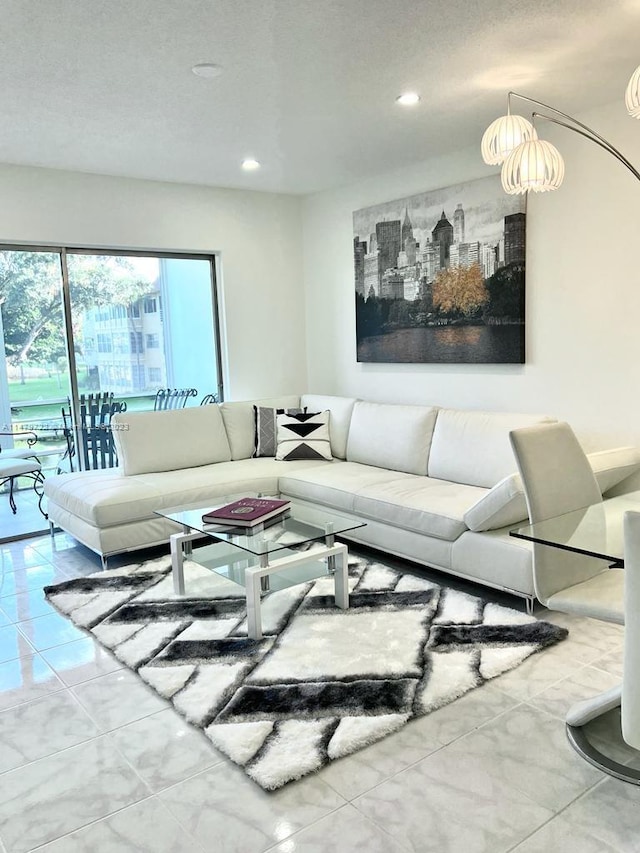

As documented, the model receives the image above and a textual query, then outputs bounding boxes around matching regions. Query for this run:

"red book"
[202,497,290,526]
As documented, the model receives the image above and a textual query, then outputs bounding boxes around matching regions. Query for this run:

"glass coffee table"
[155,496,366,639]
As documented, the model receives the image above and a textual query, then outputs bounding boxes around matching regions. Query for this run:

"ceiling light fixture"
[191,63,223,78]
[482,89,640,194]
[241,158,260,171]
[396,92,420,106]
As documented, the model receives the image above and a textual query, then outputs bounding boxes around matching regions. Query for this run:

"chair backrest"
[154,388,198,411]
[510,422,604,603]
[60,406,76,472]
[623,510,640,750]
[80,391,113,409]
[62,399,127,471]
[199,393,219,406]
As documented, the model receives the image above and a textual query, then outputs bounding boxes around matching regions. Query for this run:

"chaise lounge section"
[43,394,640,611]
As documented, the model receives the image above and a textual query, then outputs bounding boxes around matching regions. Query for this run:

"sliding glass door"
[0,246,222,540]
[66,252,221,411]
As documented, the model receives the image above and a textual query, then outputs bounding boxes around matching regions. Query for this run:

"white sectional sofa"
[43,394,640,611]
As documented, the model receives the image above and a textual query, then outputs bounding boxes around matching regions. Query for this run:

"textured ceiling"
[1,0,639,194]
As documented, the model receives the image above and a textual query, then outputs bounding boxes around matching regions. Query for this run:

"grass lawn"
[8,376,70,404]
[7,377,158,431]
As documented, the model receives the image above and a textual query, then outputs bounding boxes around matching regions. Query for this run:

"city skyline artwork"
[353,173,526,364]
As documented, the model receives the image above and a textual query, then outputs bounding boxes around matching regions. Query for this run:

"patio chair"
[0,431,46,515]
[153,388,198,411]
[0,429,40,463]
[60,398,128,472]
[199,393,219,405]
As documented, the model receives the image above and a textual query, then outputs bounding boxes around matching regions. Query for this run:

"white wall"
[0,164,306,401]
[302,99,640,451]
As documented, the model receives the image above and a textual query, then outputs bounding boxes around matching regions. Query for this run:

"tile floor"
[0,533,639,852]
[0,488,49,542]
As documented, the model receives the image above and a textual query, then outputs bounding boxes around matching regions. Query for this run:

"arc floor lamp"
[481,64,640,785]
[481,64,640,193]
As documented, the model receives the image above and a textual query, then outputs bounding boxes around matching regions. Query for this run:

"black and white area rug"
[44,553,568,790]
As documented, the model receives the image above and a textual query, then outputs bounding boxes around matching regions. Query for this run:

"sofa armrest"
[463,473,527,533]
[464,446,640,532]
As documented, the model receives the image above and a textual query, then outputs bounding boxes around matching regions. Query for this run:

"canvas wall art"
[353,173,526,364]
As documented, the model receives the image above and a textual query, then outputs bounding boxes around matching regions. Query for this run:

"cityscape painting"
[353,174,526,364]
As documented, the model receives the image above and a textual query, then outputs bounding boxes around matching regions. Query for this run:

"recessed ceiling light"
[396,92,421,106]
[192,63,223,78]
[241,158,260,171]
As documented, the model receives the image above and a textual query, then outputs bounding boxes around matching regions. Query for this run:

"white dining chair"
[510,422,639,783]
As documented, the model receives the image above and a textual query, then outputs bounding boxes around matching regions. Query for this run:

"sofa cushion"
[275,411,332,461]
[45,469,165,527]
[112,406,231,476]
[279,461,409,512]
[428,409,555,488]
[301,395,357,459]
[353,477,487,541]
[280,461,484,541]
[44,457,327,528]
[346,401,438,475]
[219,396,301,460]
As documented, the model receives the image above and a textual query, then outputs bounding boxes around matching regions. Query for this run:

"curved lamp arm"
[509,91,640,183]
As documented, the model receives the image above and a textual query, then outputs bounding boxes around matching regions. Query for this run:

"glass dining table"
[511,489,640,785]
[509,490,640,565]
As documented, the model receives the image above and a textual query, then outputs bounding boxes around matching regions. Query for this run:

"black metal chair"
[79,391,114,410]
[0,430,46,515]
[199,393,219,406]
[154,388,198,411]
[60,398,127,472]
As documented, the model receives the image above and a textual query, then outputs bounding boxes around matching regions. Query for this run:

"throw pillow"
[253,406,304,457]
[275,411,333,461]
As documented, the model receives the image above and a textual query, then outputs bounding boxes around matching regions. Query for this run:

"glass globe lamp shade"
[501,138,565,194]
[626,65,640,118]
[481,114,537,165]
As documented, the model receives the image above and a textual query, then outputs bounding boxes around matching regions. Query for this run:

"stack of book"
[201,497,290,527]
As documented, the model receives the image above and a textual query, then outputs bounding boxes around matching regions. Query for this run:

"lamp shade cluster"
[626,65,640,119]
[483,64,640,194]
[481,113,566,195]
[480,114,537,165]
[501,139,565,194]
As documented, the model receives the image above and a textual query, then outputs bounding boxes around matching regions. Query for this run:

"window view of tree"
[0,248,221,538]
[0,251,151,392]
[0,248,219,448]
[0,252,65,380]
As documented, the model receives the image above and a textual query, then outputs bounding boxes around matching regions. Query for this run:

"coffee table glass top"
[156,494,366,557]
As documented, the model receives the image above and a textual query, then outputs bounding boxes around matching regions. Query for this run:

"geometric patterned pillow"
[275,410,333,461]
[253,406,304,457]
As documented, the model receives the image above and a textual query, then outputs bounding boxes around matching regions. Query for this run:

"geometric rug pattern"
[44,553,568,790]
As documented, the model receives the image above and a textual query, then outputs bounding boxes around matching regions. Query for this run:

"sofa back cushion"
[301,395,357,459]
[588,447,640,494]
[463,445,640,532]
[219,396,301,460]
[112,405,231,476]
[428,409,556,488]
[346,401,438,475]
